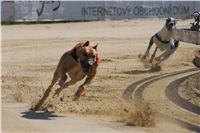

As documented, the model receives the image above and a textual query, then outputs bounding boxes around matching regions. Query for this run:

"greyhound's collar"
[95,53,100,65]
[155,34,170,44]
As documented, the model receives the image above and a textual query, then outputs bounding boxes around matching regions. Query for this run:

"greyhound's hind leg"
[34,71,60,110]
[155,48,176,65]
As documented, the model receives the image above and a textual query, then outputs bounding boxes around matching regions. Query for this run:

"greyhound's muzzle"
[81,57,96,73]
[169,23,175,27]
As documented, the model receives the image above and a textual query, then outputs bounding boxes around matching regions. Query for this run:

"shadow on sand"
[21,110,64,120]
[123,65,162,75]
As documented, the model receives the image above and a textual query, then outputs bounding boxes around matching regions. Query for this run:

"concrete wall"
[1,1,200,22]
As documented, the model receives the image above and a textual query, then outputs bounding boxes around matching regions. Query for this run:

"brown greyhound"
[34,41,99,110]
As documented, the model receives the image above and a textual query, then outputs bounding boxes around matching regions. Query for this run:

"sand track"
[2,19,199,132]
[124,67,200,132]
[165,73,200,115]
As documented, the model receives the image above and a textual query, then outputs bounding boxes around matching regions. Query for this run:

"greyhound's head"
[76,41,98,73]
[192,11,200,22]
[165,17,176,31]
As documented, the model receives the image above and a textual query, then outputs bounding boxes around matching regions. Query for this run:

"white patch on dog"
[88,58,96,65]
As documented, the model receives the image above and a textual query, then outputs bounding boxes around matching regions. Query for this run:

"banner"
[1,1,200,22]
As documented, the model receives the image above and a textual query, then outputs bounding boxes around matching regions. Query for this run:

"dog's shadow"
[21,110,63,120]
[124,65,162,75]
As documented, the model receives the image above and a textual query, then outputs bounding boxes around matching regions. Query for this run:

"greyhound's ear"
[83,41,89,47]
[93,43,98,50]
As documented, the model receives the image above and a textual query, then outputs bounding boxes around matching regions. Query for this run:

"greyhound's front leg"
[53,80,77,98]
[150,47,158,63]
[74,85,85,101]
[143,36,154,58]
[73,67,97,101]
[73,77,92,101]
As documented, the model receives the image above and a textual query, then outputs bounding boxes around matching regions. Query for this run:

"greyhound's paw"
[138,53,148,61]
[149,59,154,64]
[138,53,152,68]
[151,62,162,72]
[73,95,80,101]
[138,53,144,59]
[30,107,36,111]
[155,57,161,62]
[53,89,61,98]
[31,105,39,111]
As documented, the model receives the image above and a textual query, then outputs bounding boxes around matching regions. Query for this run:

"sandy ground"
[179,73,200,105]
[2,19,200,132]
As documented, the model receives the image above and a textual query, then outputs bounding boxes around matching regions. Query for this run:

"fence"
[1,1,200,22]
